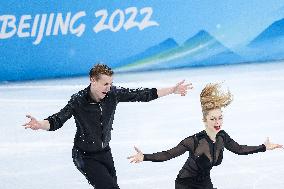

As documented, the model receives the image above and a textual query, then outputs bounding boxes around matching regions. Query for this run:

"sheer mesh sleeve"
[143,136,195,162]
[223,131,266,155]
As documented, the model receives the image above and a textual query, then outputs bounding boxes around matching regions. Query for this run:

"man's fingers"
[127,156,134,159]
[26,115,32,119]
[24,124,40,130]
[180,90,187,96]
[26,114,36,121]
[184,83,193,89]
[177,82,193,94]
[176,80,185,86]
[24,125,32,129]
[184,84,190,89]
[23,115,33,128]
[134,146,142,153]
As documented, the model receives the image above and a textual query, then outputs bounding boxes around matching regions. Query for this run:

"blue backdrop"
[1,0,284,81]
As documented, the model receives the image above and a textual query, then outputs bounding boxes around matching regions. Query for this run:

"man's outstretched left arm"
[114,80,193,102]
[157,80,193,98]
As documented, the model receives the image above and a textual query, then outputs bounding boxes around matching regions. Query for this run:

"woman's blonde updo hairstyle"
[200,83,233,121]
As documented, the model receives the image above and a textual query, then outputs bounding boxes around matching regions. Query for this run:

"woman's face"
[204,109,223,133]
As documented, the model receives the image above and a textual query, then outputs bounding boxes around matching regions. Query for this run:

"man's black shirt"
[46,85,158,152]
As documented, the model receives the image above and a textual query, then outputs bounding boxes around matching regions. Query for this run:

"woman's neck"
[205,128,216,142]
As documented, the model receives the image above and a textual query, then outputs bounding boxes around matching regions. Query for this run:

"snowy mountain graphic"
[114,38,178,68]
[247,18,284,61]
[115,30,242,72]
[250,18,284,46]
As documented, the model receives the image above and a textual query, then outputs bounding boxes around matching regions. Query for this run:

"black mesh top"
[144,130,266,179]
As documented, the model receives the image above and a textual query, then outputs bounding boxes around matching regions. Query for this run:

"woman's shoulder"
[218,130,229,135]
[193,130,207,140]
[217,130,230,140]
[181,131,206,144]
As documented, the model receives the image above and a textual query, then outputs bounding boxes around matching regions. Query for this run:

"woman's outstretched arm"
[127,136,195,163]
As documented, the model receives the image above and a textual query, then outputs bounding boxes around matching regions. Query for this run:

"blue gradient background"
[1,1,284,81]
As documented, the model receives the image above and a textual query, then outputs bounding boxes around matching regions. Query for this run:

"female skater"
[128,83,283,189]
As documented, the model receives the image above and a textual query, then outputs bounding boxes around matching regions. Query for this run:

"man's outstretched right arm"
[23,97,75,131]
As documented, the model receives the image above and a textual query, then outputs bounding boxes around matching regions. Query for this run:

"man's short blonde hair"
[89,63,113,80]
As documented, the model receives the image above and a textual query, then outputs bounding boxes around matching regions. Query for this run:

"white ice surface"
[1,62,284,189]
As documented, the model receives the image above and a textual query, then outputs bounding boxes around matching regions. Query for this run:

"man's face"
[90,74,113,100]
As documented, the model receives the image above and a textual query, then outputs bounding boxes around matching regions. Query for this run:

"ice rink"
[1,62,284,189]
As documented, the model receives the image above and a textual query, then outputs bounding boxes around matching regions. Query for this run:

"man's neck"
[90,87,100,102]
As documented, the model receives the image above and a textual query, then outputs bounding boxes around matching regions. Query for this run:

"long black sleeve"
[46,97,75,131]
[144,137,195,162]
[113,86,158,102]
[223,131,266,155]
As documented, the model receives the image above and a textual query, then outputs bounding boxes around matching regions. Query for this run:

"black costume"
[46,85,158,189]
[144,130,266,189]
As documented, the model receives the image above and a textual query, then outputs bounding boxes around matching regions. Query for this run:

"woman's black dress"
[143,130,266,189]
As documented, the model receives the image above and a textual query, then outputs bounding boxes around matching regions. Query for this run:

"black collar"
[86,85,108,104]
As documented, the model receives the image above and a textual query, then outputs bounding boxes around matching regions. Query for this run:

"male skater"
[23,63,193,189]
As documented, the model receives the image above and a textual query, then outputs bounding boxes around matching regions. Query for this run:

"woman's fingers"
[128,156,140,163]
[127,146,143,163]
[265,139,284,150]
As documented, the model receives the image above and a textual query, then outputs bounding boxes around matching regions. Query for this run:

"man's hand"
[22,115,50,131]
[157,80,193,97]
[172,80,193,96]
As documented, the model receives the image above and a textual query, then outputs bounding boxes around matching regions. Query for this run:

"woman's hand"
[127,146,144,163]
[264,137,283,150]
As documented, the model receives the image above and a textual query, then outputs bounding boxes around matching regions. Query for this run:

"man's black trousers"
[72,146,120,189]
